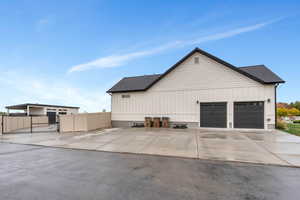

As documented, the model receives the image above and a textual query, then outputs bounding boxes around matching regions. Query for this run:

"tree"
[290,101,300,110]
[288,108,300,116]
[277,108,288,117]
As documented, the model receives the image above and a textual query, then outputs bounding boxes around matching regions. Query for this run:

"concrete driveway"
[1,143,300,200]
[1,128,300,167]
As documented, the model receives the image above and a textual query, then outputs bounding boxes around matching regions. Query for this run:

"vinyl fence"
[59,112,111,133]
[0,116,48,134]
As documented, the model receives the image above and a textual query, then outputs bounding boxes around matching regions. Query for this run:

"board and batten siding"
[111,52,276,129]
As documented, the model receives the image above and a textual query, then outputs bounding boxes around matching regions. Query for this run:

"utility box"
[162,117,170,128]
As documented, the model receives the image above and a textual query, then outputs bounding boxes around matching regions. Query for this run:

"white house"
[107,48,285,130]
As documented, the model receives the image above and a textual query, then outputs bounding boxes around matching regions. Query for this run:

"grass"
[283,123,300,137]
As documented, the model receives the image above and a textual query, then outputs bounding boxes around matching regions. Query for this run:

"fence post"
[30,115,32,134]
[1,115,3,135]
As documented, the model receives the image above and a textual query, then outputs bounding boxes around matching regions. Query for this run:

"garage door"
[200,103,227,128]
[234,102,264,129]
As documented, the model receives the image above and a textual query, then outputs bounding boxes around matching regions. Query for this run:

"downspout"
[275,84,278,129]
[109,93,112,128]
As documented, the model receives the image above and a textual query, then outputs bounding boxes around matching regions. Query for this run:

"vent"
[194,57,199,64]
[122,94,130,98]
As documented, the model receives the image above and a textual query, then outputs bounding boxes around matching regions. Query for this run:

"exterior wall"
[111,52,276,129]
[29,107,45,115]
[28,106,79,115]
[59,112,111,133]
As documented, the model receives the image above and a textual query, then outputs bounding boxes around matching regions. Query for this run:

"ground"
[1,128,300,167]
[0,143,299,200]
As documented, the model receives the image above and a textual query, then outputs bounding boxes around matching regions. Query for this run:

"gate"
[0,115,59,134]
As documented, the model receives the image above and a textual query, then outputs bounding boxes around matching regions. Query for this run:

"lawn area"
[284,123,300,137]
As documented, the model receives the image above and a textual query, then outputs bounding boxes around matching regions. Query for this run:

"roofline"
[145,48,268,90]
[107,89,146,93]
[5,103,80,109]
[106,74,162,93]
[122,74,161,79]
[107,47,285,94]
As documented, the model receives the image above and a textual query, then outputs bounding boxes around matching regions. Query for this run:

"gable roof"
[107,74,161,93]
[107,48,285,93]
[238,65,285,84]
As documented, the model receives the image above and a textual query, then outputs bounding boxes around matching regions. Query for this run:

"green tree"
[292,101,300,110]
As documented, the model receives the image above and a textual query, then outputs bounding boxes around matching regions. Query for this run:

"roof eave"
[264,80,285,84]
[107,89,146,93]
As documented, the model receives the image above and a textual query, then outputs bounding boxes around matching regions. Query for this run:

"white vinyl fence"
[59,112,111,133]
[0,116,48,134]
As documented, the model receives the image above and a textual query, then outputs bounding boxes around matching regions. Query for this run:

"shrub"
[288,108,300,116]
[276,120,287,130]
[277,108,288,117]
[293,120,300,123]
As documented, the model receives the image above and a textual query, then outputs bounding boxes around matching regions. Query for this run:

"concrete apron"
[1,128,300,167]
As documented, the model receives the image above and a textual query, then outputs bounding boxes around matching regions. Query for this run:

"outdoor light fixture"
[267,98,271,103]
[196,100,199,104]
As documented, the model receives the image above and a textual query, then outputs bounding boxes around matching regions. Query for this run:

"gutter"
[275,84,279,128]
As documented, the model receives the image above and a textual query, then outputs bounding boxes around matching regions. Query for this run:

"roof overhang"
[5,103,80,110]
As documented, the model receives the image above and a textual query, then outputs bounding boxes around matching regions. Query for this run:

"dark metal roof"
[6,103,80,110]
[107,74,162,93]
[107,48,285,93]
[238,65,285,84]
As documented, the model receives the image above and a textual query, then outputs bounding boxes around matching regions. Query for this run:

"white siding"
[111,52,276,129]
[29,107,45,115]
[28,106,79,115]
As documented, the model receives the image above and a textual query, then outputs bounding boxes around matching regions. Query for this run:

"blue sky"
[0,0,299,112]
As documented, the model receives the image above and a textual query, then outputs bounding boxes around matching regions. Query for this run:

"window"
[122,94,130,98]
[194,57,199,64]
[59,112,67,115]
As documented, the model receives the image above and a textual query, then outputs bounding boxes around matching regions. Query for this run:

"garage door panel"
[200,103,227,128]
[234,102,264,129]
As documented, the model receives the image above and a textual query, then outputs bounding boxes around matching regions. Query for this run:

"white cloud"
[36,16,55,32]
[184,20,275,45]
[68,41,183,73]
[68,19,280,73]
[38,18,50,25]
[0,71,110,112]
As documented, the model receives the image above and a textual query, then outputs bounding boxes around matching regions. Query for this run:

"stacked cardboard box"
[153,117,161,128]
[162,117,169,128]
[144,117,152,127]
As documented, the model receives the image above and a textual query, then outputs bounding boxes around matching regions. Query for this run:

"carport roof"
[6,103,80,110]
[107,48,285,93]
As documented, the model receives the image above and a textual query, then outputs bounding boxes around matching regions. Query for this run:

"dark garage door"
[234,102,264,129]
[200,103,227,128]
